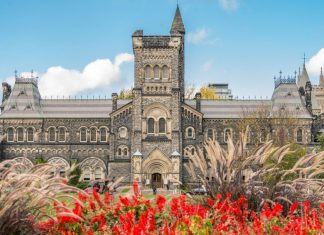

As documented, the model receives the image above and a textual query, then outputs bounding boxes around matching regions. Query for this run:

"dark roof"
[170,5,185,34]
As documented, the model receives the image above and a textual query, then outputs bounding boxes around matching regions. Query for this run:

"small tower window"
[123,148,128,156]
[162,65,169,79]
[158,118,166,133]
[145,65,152,79]
[148,118,155,134]
[154,65,160,79]
[224,129,232,143]
[118,148,122,156]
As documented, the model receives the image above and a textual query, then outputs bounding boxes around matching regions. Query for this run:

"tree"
[119,88,134,99]
[200,86,218,100]
[185,84,196,99]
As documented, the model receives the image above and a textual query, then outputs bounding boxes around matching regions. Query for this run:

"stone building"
[0,6,322,187]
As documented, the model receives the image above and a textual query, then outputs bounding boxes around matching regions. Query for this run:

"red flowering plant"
[34,179,323,234]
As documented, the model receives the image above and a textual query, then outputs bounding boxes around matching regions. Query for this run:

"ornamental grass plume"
[185,128,324,211]
[0,160,87,235]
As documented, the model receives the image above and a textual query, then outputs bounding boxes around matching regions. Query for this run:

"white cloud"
[187,28,208,44]
[4,53,134,97]
[202,60,213,72]
[307,48,324,76]
[218,0,239,11]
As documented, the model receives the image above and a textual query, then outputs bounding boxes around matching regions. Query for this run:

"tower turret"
[319,67,324,87]
[170,5,185,35]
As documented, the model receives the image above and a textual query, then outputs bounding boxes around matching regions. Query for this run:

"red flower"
[156,195,166,213]
[289,202,299,215]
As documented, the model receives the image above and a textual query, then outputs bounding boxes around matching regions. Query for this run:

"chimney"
[112,93,118,111]
[195,92,201,112]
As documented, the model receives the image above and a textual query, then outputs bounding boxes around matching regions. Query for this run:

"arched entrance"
[141,149,172,189]
[152,173,162,188]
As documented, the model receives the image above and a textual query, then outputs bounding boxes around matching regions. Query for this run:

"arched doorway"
[152,173,162,188]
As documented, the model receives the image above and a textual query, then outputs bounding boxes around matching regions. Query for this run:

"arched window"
[48,127,56,142]
[7,128,14,142]
[27,128,34,142]
[58,127,66,142]
[95,167,102,180]
[118,148,122,156]
[187,127,194,139]
[191,148,195,155]
[83,167,91,181]
[207,129,213,140]
[80,128,87,142]
[153,65,160,79]
[100,128,107,142]
[123,148,128,156]
[297,129,303,143]
[17,128,24,142]
[224,129,232,142]
[118,127,127,139]
[90,128,97,142]
[162,65,169,79]
[148,118,155,134]
[145,65,152,79]
[159,118,166,133]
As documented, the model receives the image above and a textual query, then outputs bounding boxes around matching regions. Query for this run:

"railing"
[15,77,38,86]
[274,77,296,88]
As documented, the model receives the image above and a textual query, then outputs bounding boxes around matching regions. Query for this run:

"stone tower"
[131,6,185,186]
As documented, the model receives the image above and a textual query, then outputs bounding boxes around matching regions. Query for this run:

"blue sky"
[0,0,324,99]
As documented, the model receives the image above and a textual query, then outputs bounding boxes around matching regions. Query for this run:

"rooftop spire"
[320,67,324,87]
[170,5,185,35]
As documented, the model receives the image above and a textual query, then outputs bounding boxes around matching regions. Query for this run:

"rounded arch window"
[186,127,195,139]
[224,128,232,142]
[48,127,56,142]
[90,128,97,142]
[100,128,108,142]
[83,167,91,181]
[80,127,87,142]
[162,65,169,79]
[207,129,213,140]
[7,127,14,142]
[296,128,303,143]
[27,128,34,142]
[17,127,24,142]
[148,118,155,134]
[145,65,152,79]
[153,65,160,79]
[158,118,166,133]
[95,167,102,180]
[118,127,127,139]
[118,148,122,156]
[58,127,66,142]
[123,148,128,156]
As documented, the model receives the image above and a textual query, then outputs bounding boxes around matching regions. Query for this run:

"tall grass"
[185,129,324,211]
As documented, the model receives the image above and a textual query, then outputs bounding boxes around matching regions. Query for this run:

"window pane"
[148,118,155,134]
[297,129,303,142]
[154,66,160,79]
[145,66,152,79]
[159,118,166,133]
[58,128,65,142]
[17,128,24,142]
[80,128,87,142]
[49,128,56,142]
[27,128,34,142]
[123,148,128,156]
[225,129,231,142]
[162,66,169,79]
[95,167,101,180]
[188,128,193,137]
[100,128,107,142]
[7,128,14,142]
[207,129,213,140]
[90,128,97,142]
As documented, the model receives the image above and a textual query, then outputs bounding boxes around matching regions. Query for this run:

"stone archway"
[142,149,172,188]
[12,157,34,173]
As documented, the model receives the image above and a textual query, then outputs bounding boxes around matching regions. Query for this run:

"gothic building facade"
[0,6,323,187]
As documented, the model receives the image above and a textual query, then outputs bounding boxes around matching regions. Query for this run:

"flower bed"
[35,181,323,235]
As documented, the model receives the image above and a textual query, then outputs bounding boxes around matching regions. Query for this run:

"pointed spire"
[320,67,324,87]
[170,5,185,35]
